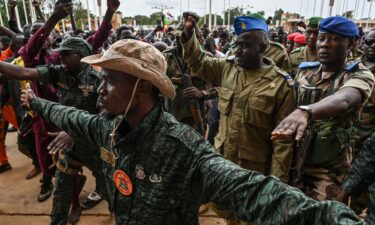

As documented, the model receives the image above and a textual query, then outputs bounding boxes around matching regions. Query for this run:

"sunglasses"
[365,39,375,46]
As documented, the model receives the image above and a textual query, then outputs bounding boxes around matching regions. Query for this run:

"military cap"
[319,16,359,38]
[55,37,92,57]
[294,34,306,44]
[234,16,268,35]
[287,32,299,41]
[308,17,323,28]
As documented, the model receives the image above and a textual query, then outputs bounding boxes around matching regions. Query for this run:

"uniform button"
[169,199,175,204]
[141,192,145,197]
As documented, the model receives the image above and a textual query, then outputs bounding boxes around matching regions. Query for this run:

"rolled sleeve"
[340,70,375,102]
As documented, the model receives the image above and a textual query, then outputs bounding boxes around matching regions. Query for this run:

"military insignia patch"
[241,22,246,30]
[149,174,162,183]
[135,164,146,180]
[113,170,133,196]
[101,147,115,166]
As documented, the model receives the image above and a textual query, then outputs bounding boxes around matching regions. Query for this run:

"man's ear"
[347,38,356,50]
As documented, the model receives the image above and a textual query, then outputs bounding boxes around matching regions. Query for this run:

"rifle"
[164,43,205,135]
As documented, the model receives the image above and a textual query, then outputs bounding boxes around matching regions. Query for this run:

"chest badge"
[113,170,133,196]
[135,164,146,180]
[270,82,276,88]
[149,174,162,183]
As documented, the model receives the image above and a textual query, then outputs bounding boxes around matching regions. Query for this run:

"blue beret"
[234,16,268,35]
[319,16,359,38]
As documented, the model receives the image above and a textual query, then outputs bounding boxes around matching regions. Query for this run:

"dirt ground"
[0,132,225,225]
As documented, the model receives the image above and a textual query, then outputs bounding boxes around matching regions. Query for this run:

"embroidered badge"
[100,147,115,166]
[149,174,162,183]
[113,170,133,196]
[135,164,146,180]
[270,82,276,88]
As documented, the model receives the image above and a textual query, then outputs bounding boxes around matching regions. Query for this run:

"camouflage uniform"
[264,40,291,73]
[294,61,375,201]
[350,58,375,215]
[290,46,318,78]
[342,131,375,224]
[29,97,365,225]
[36,63,108,224]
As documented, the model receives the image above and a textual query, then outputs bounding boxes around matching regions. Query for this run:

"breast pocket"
[245,96,274,129]
[217,88,234,115]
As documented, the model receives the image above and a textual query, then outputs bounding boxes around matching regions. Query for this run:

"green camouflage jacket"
[29,97,365,225]
[36,64,102,114]
[342,131,375,224]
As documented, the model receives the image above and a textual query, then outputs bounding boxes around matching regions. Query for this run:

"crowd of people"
[1,0,375,224]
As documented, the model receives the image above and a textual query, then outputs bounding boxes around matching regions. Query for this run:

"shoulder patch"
[345,60,361,72]
[226,55,236,62]
[298,61,321,69]
[290,47,302,54]
[275,67,295,87]
[270,41,284,50]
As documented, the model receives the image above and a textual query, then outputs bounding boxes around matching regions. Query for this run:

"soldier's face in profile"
[317,33,351,66]
[98,69,138,119]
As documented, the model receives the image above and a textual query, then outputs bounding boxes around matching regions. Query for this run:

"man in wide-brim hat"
[22,39,365,225]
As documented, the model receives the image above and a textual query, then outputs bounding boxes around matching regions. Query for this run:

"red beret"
[287,32,299,41]
[294,34,306,44]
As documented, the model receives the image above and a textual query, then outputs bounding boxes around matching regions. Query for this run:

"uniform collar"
[116,104,163,145]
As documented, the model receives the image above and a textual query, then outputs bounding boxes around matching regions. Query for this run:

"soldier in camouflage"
[272,17,375,202]
[0,38,108,225]
[20,35,367,225]
[337,28,375,221]
[290,17,323,77]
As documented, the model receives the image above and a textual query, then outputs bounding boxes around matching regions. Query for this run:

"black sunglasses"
[365,39,375,46]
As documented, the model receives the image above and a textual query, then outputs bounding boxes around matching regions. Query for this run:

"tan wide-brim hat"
[81,39,175,99]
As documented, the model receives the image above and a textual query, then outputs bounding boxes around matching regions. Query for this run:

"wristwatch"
[297,105,312,120]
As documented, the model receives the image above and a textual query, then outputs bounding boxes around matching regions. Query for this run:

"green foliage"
[223,6,244,25]
[272,8,284,25]
[133,15,150,25]
[197,14,223,27]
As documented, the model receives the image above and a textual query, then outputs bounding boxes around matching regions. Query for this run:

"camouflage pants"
[50,144,108,225]
[297,149,352,201]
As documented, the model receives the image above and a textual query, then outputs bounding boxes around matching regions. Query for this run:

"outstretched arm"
[19,1,72,66]
[185,128,363,225]
[22,86,110,149]
[32,1,46,21]
[0,61,40,80]
[85,0,120,52]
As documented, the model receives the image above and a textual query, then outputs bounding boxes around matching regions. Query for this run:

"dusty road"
[0,132,225,225]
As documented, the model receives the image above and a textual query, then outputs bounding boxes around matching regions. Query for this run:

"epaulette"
[298,61,321,69]
[270,41,284,50]
[290,47,302,55]
[275,67,295,87]
[345,60,361,72]
[226,55,236,62]
[167,121,205,151]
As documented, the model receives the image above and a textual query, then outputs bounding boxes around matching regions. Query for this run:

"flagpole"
[22,0,29,24]
[0,9,3,26]
[366,0,373,31]
[15,5,22,28]
[208,0,212,30]
[86,0,92,30]
[4,0,10,20]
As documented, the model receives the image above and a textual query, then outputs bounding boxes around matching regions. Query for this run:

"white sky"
[82,0,375,20]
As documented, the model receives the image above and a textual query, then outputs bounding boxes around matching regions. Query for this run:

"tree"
[223,6,244,25]
[133,15,150,25]
[272,8,284,25]
[149,11,163,26]
[342,10,354,19]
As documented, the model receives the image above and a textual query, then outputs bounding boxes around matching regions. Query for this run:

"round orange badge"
[113,170,133,196]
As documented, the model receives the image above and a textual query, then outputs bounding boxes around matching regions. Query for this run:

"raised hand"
[107,0,120,14]
[20,83,36,110]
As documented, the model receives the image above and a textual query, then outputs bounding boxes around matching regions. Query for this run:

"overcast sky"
[82,0,375,20]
